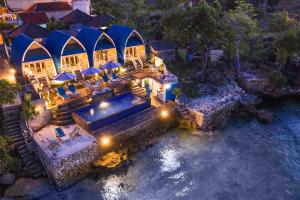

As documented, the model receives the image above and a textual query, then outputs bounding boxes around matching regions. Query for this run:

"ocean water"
[42,100,300,200]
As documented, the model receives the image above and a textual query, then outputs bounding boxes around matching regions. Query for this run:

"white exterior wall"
[45,10,72,19]
[72,0,90,14]
[7,0,67,10]
[7,0,90,13]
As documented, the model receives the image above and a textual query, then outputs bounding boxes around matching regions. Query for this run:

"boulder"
[257,110,273,123]
[239,72,270,94]
[238,94,260,114]
[0,173,15,185]
[4,178,54,199]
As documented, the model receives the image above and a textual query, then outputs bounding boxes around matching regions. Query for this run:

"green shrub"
[268,71,287,88]
[0,136,21,175]
[182,83,199,98]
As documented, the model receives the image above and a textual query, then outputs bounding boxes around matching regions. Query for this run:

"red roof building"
[18,11,49,25]
[27,2,72,12]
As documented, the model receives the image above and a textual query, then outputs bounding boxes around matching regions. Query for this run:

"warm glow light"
[28,71,33,76]
[10,69,16,74]
[24,67,29,72]
[100,101,109,108]
[7,75,15,83]
[100,136,111,147]
[95,74,99,78]
[135,79,140,85]
[160,110,169,118]
[120,68,127,73]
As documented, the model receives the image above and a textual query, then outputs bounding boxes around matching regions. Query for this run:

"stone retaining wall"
[39,104,179,188]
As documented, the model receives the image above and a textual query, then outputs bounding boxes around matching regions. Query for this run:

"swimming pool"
[72,93,150,131]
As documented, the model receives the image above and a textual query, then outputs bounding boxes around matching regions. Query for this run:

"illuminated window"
[36,63,41,73]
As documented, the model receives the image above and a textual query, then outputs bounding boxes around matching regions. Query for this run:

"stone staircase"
[131,85,147,98]
[3,114,44,178]
[51,98,87,126]
[177,106,198,129]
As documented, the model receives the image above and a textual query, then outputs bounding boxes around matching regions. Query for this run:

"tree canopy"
[0,80,20,106]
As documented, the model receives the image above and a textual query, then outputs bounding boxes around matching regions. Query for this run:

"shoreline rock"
[181,83,245,130]
[257,110,273,123]
[4,178,54,199]
[0,173,15,185]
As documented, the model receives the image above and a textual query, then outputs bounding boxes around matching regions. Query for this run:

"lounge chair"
[102,74,109,83]
[69,127,81,138]
[68,84,80,96]
[112,72,118,81]
[47,139,60,151]
[95,80,101,88]
[84,82,93,91]
[55,127,65,142]
[56,87,70,100]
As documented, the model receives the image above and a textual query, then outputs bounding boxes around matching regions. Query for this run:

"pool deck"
[34,124,96,160]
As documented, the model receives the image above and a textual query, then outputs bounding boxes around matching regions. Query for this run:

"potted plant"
[172,88,181,104]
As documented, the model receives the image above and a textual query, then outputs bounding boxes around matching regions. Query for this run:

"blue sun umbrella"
[100,61,122,70]
[53,72,76,82]
[81,67,102,77]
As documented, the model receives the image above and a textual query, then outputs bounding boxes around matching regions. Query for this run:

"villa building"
[7,0,91,15]
[44,30,89,74]
[11,34,56,83]
[8,22,49,41]
[26,1,73,20]
[18,11,49,27]
[107,25,146,64]
[77,27,117,67]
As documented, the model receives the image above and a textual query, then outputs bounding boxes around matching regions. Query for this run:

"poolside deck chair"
[102,74,109,83]
[69,126,81,138]
[56,87,70,100]
[112,72,118,81]
[84,82,93,91]
[47,138,60,151]
[95,80,101,88]
[68,84,80,96]
[55,127,66,142]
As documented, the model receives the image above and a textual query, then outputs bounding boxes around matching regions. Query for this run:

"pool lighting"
[100,101,109,108]
[90,108,95,116]
[160,110,169,118]
[100,136,111,147]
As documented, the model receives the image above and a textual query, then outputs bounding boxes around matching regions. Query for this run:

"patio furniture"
[56,87,70,100]
[47,139,60,151]
[68,84,80,96]
[102,74,109,83]
[55,127,66,143]
[84,82,94,91]
[53,72,76,82]
[100,61,121,70]
[69,126,81,138]
[102,87,111,93]
[95,80,101,88]
[81,67,102,78]
[112,72,118,81]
